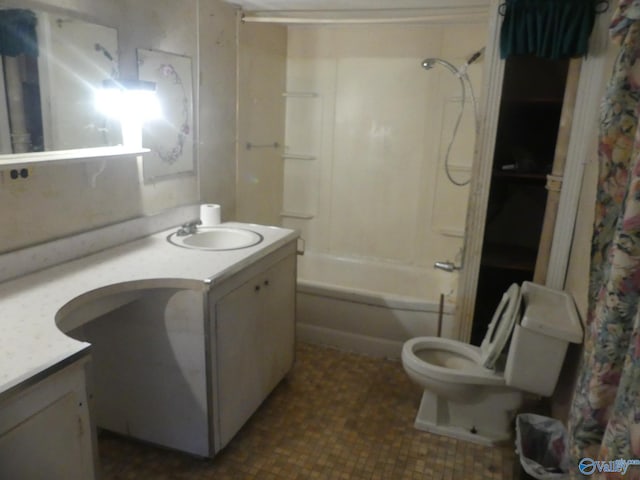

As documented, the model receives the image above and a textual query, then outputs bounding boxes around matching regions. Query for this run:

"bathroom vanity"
[0,221,297,479]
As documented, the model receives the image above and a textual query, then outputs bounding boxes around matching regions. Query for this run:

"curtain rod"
[241,12,487,25]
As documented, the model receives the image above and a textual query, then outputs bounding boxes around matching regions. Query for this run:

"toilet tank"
[504,282,582,397]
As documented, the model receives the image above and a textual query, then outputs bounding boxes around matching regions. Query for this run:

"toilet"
[401,281,582,446]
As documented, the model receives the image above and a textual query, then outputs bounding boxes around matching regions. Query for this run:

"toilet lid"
[480,283,521,369]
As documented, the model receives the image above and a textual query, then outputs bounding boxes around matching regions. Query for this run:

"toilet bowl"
[401,282,582,446]
[403,337,505,402]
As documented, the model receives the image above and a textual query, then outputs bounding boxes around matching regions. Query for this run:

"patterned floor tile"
[99,342,515,479]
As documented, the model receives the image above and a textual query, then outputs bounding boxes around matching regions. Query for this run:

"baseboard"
[296,323,403,359]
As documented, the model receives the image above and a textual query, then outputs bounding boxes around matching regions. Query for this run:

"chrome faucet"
[176,219,201,236]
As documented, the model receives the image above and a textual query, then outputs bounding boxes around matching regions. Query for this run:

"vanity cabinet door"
[0,357,96,480]
[216,253,296,448]
[260,253,296,391]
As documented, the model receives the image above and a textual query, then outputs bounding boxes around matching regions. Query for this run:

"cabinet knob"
[264,279,270,286]
[254,285,261,292]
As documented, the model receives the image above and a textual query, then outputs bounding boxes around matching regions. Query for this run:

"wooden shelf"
[493,171,547,181]
[481,243,537,271]
[501,97,564,105]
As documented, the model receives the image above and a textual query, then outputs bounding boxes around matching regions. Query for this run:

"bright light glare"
[95,88,161,122]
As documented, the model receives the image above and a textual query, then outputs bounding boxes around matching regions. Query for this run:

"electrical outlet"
[0,166,33,184]
[5,168,30,180]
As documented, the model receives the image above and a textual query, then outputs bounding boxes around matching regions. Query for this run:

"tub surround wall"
[0,0,238,253]
[281,22,486,301]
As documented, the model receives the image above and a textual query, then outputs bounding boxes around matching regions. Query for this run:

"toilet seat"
[402,337,504,386]
[480,283,521,369]
[401,283,521,387]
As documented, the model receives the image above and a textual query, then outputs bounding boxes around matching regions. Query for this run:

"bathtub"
[296,252,458,358]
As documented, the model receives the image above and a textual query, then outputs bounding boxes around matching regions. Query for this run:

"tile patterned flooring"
[99,342,515,479]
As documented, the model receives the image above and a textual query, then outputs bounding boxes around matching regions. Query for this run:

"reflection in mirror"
[0,9,121,154]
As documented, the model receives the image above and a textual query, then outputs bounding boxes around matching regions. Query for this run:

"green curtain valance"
[500,0,604,59]
[0,9,38,57]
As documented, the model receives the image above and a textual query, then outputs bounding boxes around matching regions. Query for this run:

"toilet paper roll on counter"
[200,204,221,226]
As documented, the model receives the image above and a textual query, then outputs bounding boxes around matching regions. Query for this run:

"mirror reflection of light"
[94,88,161,122]
[94,80,161,148]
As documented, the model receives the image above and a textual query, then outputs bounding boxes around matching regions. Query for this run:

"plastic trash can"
[515,413,571,479]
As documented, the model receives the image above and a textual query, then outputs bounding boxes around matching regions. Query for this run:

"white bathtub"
[296,252,458,358]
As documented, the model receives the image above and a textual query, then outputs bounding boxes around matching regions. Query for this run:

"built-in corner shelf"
[436,227,465,238]
[280,211,315,220]
[282,153,316,161]
[493,170,547,181]
[481,242,537,272]
[0,145,150,168]
[282,92,318,98]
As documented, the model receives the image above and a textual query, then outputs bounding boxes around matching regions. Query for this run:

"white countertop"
[0,222,297,398]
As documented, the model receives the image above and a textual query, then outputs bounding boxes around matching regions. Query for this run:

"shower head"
[421,58,436,70]
[420,57,459,75]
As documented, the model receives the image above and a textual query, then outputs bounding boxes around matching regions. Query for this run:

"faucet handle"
[176,219,202,236]
[182,219,202,228]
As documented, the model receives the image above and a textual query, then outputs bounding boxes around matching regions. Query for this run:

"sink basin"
[168,226,263,251]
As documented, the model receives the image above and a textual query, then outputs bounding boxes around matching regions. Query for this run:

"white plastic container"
[504,282,583,397]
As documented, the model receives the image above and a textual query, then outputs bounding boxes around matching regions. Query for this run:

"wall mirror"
[0,8,121,155]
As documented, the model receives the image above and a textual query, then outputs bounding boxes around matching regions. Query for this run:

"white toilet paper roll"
[200,204,221,226]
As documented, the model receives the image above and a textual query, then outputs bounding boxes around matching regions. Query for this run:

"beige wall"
[236,23,287,225]
[199,0,239,221]
[0,0,238,253]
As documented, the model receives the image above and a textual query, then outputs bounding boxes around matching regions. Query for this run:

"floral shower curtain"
[568,1,640,476]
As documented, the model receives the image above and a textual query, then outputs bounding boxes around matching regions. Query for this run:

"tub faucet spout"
[434,261,459,272]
